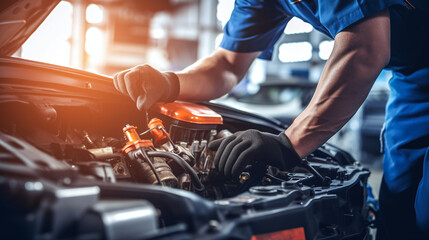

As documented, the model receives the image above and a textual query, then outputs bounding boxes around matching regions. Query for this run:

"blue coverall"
[219,0,429,238]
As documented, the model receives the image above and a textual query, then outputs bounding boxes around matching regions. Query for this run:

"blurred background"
[12,0,389,187]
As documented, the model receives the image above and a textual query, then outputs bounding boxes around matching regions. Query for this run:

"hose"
[134,149,163,186]
[147,151,205,191]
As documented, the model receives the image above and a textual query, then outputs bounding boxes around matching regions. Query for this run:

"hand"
[113,64,180,110]
[208,130,302,179]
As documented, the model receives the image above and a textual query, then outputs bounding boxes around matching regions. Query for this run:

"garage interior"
[5,0,425,239]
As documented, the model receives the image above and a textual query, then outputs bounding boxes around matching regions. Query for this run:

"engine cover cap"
[151,101,223,124]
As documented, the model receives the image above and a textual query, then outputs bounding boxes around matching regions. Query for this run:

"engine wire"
[135,149,163,186]
[147,151,205,191]
[138,121,203,190]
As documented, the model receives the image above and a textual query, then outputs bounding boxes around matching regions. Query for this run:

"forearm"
[176,55,237,101]
[286,9,390,157]
[286,48,385,157]
[176,48,259,101]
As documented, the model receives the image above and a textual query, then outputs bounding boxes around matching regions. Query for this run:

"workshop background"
[12,0,386,195]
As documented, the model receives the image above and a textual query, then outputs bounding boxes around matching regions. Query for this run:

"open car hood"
[0,0,60,56]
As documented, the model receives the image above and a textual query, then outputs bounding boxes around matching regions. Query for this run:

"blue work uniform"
[220,0,429,237]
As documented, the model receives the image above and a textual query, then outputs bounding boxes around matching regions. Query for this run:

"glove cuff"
[278,132,302,169]
[163,72,180,103]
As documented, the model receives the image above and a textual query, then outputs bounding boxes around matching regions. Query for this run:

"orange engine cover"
[150,101,223,144]
[150,101,223,125]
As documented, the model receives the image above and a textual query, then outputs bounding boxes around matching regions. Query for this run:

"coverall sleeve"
[219,0,291,60]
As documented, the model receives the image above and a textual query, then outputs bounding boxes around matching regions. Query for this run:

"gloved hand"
[208,129,302,179]
[113,64,180,110]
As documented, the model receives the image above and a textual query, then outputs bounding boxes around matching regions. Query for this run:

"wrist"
[162,72,180,102]
[279,132,301,157]
[284,128,306,158]
[277,131,302,169]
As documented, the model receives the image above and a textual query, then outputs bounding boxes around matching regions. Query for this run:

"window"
[278,42,312,63]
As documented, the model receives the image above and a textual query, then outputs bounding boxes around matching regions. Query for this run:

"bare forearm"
[176,54,237,101]
[286,48,385,157]
[286,9,390,157]
[176,48,259,101]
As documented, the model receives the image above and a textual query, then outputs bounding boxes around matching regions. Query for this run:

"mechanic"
[113,0,429,238]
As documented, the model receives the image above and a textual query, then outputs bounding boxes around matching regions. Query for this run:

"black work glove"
[113,64,180,110]
[208,129,302,179]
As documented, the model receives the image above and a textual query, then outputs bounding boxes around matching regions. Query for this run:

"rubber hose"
[147,151,205,191]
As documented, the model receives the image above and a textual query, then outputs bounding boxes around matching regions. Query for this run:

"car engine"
[0,75,372,239]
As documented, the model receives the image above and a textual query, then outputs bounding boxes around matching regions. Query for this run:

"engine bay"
[0,97,372,239]
[1,100,366,198]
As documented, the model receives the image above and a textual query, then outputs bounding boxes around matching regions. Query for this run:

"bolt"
[239,172,250,184]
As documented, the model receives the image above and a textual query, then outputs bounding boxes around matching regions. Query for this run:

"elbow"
[209,71,237,99]
[332,37,391,75]
[352,40,390,71]
[363,42,390,69]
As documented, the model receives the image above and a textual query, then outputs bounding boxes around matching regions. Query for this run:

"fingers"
[113,64,167,110]
[113,70,128,94]
[114,68,142,100]
[208,138,223,151]
[217,138,242,177]
[213,135,236,172]
[124,69,142,101]
[223,140,251,178]
[136,94,147,111]
[212,135,253,179]
[136,92,159,111]
[232,147,258,178]
[113,73,119,90]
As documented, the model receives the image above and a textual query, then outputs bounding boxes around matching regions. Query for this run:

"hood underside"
[0,0,60,56]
